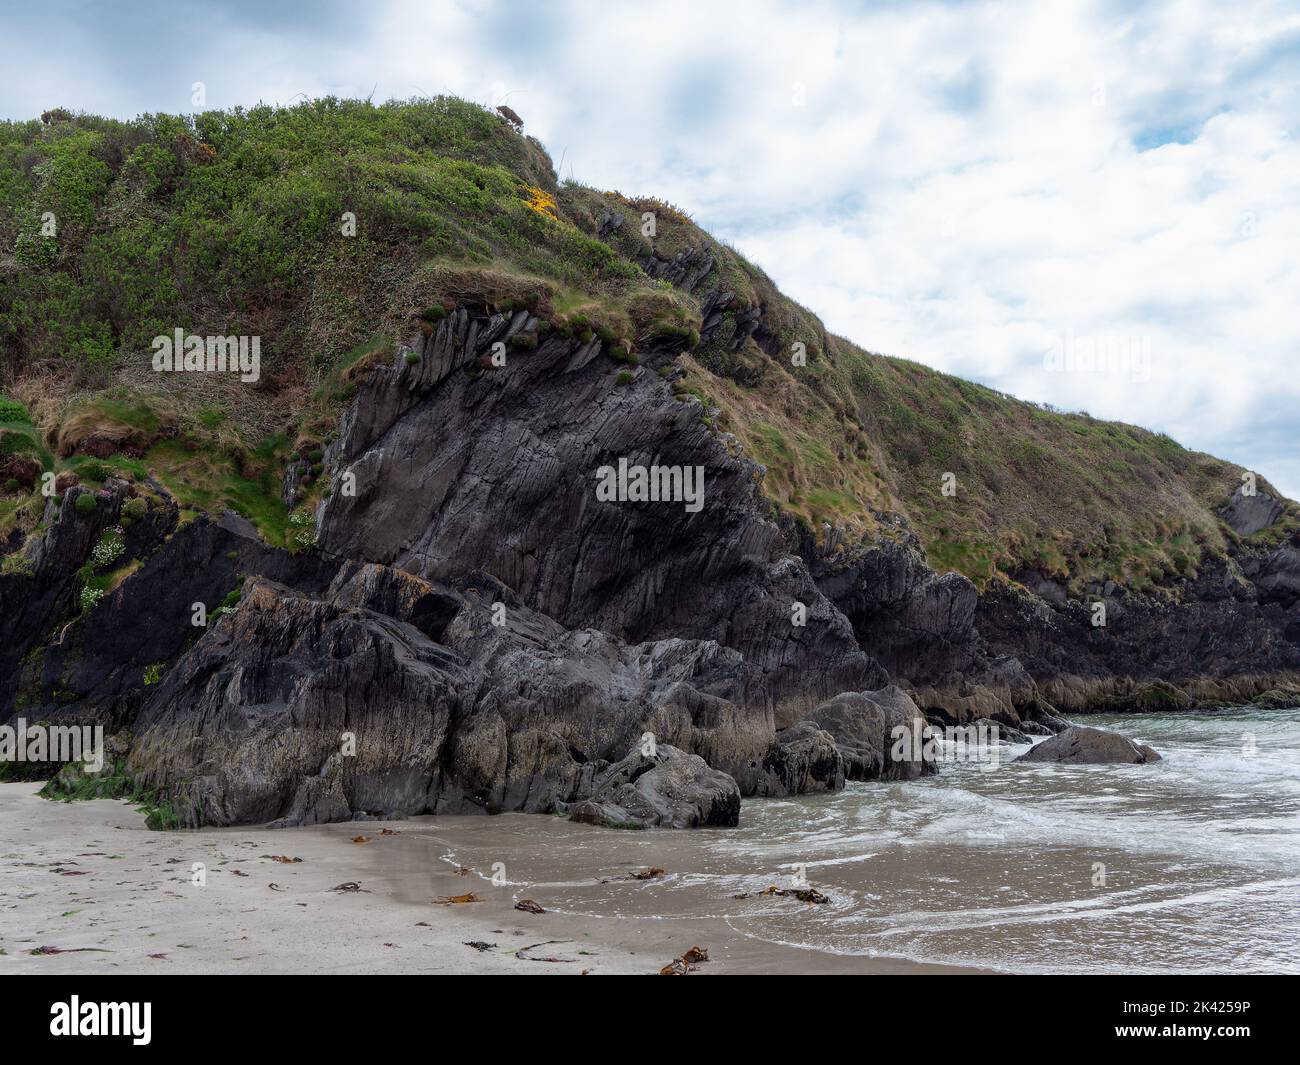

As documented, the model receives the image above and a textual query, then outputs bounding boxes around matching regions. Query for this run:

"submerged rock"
[1015,726,1161,765]
[965,718,1032,745]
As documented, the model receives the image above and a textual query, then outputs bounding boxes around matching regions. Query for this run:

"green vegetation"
[0,419,53,470]
[209,575,245,620]
[686,340,1294,590]
[287,507,317,550]
[120,496,147,524]
[39,758,137,802]
[0,96,646,376]
[39,758,182,830]
[71,525,140,614]
[0,549,34,576]
[0,395,30,422]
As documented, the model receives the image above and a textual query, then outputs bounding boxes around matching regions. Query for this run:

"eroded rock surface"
[569,744,740,829]
[316,309,884,725]
[799,686,937,782]
[123,565,771,826]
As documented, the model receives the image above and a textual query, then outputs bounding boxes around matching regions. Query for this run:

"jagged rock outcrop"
[5,96,1299,837]
[976,546,1300,714]
[316,307,884,726]
[2,483,153,697]
[1220,484,1285,536]
[123,565,773,826]
[1016,725,1161,765]
[3,308,903,827]
[798,491,1300,721]
[4,310,1294,829]
[127,578,465,826]
[2,488,335,731]
[569,744,740,829]
[808,527,1042,726]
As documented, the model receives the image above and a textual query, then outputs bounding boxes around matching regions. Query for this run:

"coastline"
[0,783,973,975]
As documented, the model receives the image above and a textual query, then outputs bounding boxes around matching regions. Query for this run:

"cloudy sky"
[4,0,1297,495]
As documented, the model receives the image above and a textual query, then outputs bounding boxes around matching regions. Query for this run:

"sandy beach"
[0,783,965,975]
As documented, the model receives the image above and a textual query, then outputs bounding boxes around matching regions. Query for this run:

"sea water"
[418,709,1300,973]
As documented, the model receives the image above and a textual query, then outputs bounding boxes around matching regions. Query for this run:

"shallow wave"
[414,708,1300,972]
[710,708,1300,972]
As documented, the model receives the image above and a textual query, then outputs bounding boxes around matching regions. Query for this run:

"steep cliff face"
[1,484,337,732]
[799,492,1300,720]
[4,301,1297,825]
[976,542,1300,713]
[807,527,1038,724]
[315,305,884,724]
[0,305,940,826]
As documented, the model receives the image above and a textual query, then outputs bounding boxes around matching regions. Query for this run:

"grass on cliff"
[0,96,655,378]
[2,96,1294,595]
[0,98,698,545]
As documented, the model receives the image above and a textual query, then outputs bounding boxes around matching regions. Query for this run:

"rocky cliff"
[6,296,1295,827]
[2,98,1298,827]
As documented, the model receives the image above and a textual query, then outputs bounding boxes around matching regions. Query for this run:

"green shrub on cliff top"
[0,396,30,422]
[0,97,635,378]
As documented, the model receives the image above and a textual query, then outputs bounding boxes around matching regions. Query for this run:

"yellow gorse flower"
[523,185,559,219]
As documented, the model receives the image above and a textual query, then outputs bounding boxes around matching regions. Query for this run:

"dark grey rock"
[4,298,1293,833]
[801,685,937,781]
[570,744,740,829]
[744,720,845,796]
[1015,726,1161,765]
[967,718,1031,744]
[316,315,884,729]
[1220,485,1284,536]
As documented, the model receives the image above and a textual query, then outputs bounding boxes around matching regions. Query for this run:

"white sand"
[0,783,964,974]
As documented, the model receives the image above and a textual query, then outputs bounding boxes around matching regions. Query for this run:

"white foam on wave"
[870,875,1300,936]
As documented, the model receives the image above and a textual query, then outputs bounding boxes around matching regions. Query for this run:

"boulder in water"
[1015,725,1160,765]
[800,685,936,781]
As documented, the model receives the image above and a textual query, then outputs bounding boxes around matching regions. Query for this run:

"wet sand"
[0,783,968,974]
